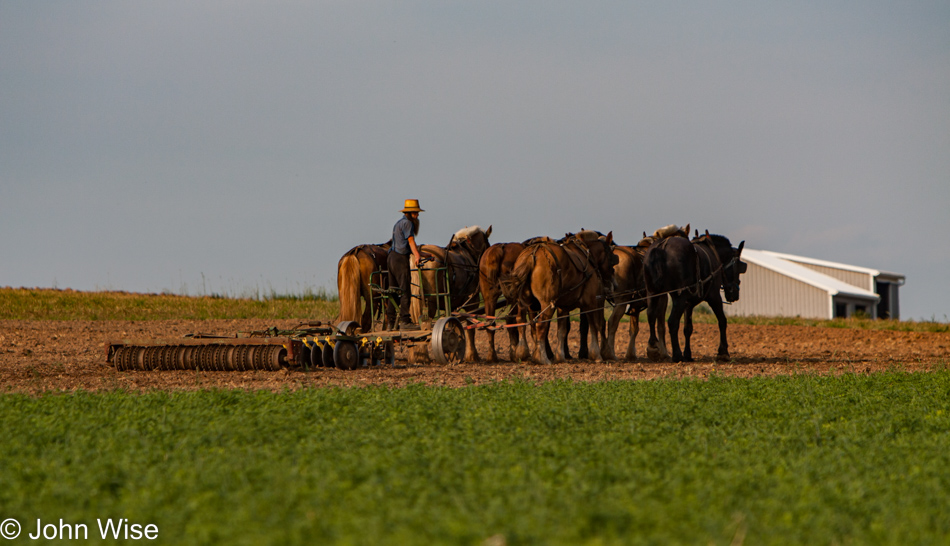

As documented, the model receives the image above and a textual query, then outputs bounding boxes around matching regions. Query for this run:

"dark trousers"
[386,251,412,324]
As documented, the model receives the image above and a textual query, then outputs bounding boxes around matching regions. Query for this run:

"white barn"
[725,249,905,320]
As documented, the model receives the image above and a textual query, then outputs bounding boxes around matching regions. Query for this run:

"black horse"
[644,231,746,362]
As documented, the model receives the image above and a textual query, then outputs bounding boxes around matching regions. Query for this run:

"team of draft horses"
[337,223,747,365]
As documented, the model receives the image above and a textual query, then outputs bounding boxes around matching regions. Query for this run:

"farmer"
[386,199,426,330]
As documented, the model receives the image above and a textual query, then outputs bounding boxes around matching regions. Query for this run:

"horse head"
[448,225,493,261]
[698,231,746,302]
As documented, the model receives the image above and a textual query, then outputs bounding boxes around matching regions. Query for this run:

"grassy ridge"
[2,287,946,332]
[0,287,336,321]
[2,373,949,545]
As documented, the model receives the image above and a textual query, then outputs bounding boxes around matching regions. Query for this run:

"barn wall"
[785,261,872,291]
[725,262,830,319]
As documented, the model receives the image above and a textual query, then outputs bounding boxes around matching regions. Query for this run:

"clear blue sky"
[2,1,948,320]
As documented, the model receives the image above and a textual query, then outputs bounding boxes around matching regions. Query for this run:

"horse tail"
[337,253,362,323]
[479,245,501,288]
[501,247,538,310]
[644,243,666,294]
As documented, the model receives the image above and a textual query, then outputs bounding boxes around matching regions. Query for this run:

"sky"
[1,1,948,321]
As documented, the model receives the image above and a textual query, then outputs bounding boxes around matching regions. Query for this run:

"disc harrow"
[105,266,475,372]
[106,323,334,372]
[110,343,288,371]
[104,320,461,372]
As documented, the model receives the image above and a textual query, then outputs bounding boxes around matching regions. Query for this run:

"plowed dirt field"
[1,319,947,393]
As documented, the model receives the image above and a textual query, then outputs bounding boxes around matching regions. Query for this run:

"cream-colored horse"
[409,225,492,361]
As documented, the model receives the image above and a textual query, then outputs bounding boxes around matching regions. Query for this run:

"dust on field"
[1,319,947,393]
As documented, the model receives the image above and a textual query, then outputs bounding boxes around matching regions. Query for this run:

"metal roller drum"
[108,331,310,372]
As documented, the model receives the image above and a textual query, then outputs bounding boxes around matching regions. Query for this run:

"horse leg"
[646,296,662,362]
[667,296,687,363]
[605,303,625,361]
[485,326,497,362]
[483,292,499,362]
[360,291,372,332]
[588,308,605,362]
[577,315,588,359]
[646,295,670,361]
[625,309,639,361]
[655,295,670,360]
[543,311,557,361]
[708,297,730,361]
[514,318,530,362]
[485,305,498,362]
[509,306,537,361]
[506,314,520,362]
[556,314,571,362]
[534,305,557,365]
[682,305,695,362]
[464,325,479,362]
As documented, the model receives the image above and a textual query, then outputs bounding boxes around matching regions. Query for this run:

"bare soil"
[1,319,948,393]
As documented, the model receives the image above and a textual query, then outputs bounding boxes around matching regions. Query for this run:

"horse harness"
[691,238,721,299]
[691,236,746,300]
[647,235,722,301]
[430,235,484,309]
[555,235,612,296]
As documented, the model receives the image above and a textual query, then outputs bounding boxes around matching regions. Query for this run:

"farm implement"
[106,263,475,372]
[106,307,468,374]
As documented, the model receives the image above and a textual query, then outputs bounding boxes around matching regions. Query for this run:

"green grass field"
[3,288,948,543]
[2,373,949,545]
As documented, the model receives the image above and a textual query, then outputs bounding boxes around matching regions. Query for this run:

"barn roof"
[741,249,880,301]
[756,250,905,282]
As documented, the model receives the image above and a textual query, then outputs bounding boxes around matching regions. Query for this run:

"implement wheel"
[432,317,465,365]
[322,344,335,368]
[310,343,324,368]
[333,340,360,370]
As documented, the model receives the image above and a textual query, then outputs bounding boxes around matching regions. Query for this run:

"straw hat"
[400,199,425,213]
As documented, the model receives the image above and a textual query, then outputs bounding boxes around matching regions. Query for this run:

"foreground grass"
[2,372,949,545]
[0,287,336,321]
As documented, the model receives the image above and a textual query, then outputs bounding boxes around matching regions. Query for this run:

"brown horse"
[644,231,746,362]
[336,241,391,332]
[503,231,616,364]
[472,241,525,362]
[598,245,647,360]
[409,225,492,361]
[471,236,564,362]
[578,224,689,361]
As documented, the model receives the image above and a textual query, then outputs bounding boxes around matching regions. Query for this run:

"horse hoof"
[646,348,665,362]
